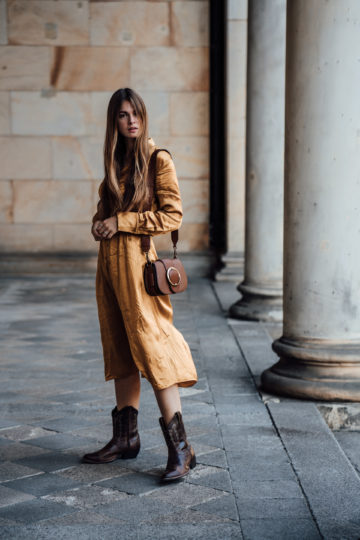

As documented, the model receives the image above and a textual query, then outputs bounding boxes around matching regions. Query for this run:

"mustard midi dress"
[94,137,198,390]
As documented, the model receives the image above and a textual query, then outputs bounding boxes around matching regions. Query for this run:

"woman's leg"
[153,383,181,425]
[114,371,141,410]
[82,371,141,464]
[154,383,196,481]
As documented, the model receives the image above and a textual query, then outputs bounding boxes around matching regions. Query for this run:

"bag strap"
[140,149,179,261]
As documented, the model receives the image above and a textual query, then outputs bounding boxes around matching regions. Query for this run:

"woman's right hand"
[91,221,103,241]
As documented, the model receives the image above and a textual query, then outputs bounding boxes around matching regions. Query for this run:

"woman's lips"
[128,127,138,132]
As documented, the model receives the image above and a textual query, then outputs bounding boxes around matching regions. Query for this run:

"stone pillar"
[229,0,286,321]
[261,0,360,400]
[215,0,247,282]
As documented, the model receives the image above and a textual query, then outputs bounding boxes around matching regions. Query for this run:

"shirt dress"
[94,137,198,391]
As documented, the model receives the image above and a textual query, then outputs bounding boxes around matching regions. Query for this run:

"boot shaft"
[82,405,140,464]
[159,410,196,481]
[112,405,139,441]
[159,411,187,449]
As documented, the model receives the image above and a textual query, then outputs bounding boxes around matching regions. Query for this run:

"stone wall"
[0,0,209,253]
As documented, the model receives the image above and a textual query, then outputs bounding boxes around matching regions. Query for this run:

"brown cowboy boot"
[159,411,196,481]
[82,405,140,464]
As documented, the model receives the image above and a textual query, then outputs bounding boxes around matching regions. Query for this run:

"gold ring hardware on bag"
[167,266,181,287]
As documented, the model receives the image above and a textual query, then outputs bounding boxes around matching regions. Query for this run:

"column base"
[214,252,244,282]
[261,337,360,401]
[229,282,283,322]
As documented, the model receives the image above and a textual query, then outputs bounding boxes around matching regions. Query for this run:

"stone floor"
[1,273,360,539]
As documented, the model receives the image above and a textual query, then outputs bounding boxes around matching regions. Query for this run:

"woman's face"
[117,100,141,139]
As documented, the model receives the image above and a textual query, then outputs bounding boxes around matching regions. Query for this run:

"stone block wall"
[0,0,209,253]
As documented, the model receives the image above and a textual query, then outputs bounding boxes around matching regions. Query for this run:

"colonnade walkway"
[1,273,360,539]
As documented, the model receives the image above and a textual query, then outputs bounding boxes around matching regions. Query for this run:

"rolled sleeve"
[116,211,140,233]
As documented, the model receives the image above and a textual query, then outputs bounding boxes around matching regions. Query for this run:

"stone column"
[261,0,360,400]
[229,0,286,321]
[215,0,247,282]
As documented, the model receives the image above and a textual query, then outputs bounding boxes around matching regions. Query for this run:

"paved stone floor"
[1,273,360,539]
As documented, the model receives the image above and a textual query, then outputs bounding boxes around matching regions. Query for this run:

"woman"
[81,88,198,482]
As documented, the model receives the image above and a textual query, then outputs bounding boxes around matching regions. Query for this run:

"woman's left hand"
[96,216,117,239]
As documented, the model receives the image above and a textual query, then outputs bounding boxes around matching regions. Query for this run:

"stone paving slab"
[42,484,129,509]
[0,442,51,461]
[1,275,360,538]
[0,484,35,508]
[333,431,360,475]
[13,452,82,473]
[4,472,82,497]
[0,498,78,525]
[0,523,244,540]
[241,518,321,540]
[267,401,360,539]
[0,462,42,483]
[215,281,360,539]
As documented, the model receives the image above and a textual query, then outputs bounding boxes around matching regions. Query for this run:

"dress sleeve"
[116,150,183,236]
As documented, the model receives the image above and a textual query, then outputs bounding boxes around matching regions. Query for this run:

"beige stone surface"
[0,91,10,134]
[53,224,96,252]
[154,136,209,178]
[0,180,13,223]
[170,92,209,136]
[227,20,247,138]
[0,136,52,180]
[0,224,53,251]
[0,0,7,45]
[180,179,209,224]
[11,91,92,136]
[89,91,112,136]
[153,222,208,252]
[131,47,209,91]
[90,1,169,46]
[223,11,247,258]
[227,137,245,192]
[171,1,209,46]
[228,0,248,20]
[8,0,89,45]
[228,19,247,74]
[141,91,170,135]
[52,136,104,181]
[51,46,130,91]
[13,180,93,223]
[0,0,210,254]
[92,179,100,216]
[226,136,245,251]
[0,46,50,90]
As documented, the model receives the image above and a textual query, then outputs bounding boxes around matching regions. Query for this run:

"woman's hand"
[95,216,118,240]
[91,221,103,241]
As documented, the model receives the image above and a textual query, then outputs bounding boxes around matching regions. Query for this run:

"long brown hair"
[99,88,150,218]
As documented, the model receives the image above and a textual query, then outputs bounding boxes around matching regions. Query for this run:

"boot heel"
[120,447,140,459]
[190,453,196,469]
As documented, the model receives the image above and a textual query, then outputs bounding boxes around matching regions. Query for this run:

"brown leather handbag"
[141,149,188,296]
